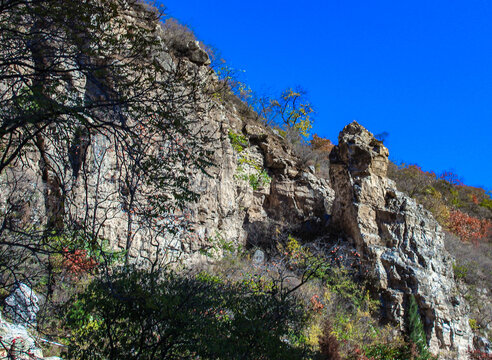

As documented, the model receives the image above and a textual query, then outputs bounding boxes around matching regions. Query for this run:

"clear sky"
[158,0,492,190]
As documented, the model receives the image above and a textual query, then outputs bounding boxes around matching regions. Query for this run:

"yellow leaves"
[306,323,323,346]
[263,87,315,139]
[469,318,479,330]
[293,118,313,138]
[283,89,301,99]
[286,235,301,254]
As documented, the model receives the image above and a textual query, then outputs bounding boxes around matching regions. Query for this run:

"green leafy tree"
[255,87,314,139]
[406,295,430,358]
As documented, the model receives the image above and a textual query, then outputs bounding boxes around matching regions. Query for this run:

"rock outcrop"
[4,283,40,327]
[330,121,473,359]
[1,285,61,360]
[188,104,334,253]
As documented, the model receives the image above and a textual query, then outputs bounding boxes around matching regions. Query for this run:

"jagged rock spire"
[330,121,473,359]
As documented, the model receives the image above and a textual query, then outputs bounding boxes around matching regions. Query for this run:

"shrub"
[406,295,430,358]
[311,134,334,153]
[319,319,342,360]
[448,210,491,244]
[228,130,249,152]
[66,266,311,360]
[161,18,196,52]
[228,130,271,190]
[362,342,412,360]
[62,249,98,277]
[453,262,469,280]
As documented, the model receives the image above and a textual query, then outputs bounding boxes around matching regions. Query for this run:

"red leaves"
[468,348,492,360]
[448,210,491,244]
[62,248,98,275]
[440,171,464,186]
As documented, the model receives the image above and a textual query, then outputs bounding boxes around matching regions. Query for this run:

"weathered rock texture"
[0,4,479,358]
[4,283,40,327]
[330,121,473,359]
[1,285,61,360]
[188,101,334,254]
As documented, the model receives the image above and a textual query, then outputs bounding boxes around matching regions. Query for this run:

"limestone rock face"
[0,321,44,360]
[0,5,479,358]
[330,121,473,359]
[0,2,332,266]
[4,283,39,327]
[0,285,61,359]
[187,105,334,255]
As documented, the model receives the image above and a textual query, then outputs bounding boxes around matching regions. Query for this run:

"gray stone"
[330,121,473,359]
[4,283,39,327]
[474,335,491,354]
[252,249,265,265]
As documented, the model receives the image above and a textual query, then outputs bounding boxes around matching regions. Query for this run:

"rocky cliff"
[162,81,475,357]
[192,111,474,358]
[329,122,473,358]
[0,3,479,358]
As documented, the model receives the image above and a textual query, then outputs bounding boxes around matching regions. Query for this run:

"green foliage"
[229,130,271,190]
[228,130,249,152]
[469,318,479,330]
[406,295,430,358]
[453,262,469,280]
[480,196,492,210]
[362,342,413,360]
[199,231,239,258]
[450,188,463,207]
[65,267,311,360]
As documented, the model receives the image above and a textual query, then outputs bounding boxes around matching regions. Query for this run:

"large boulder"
[4,283,39,327]
[0,284,62,359]
[330,121,473,359]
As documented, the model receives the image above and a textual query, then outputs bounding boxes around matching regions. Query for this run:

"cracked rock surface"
[330,121,473,359]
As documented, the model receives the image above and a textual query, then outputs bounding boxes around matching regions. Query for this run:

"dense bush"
[65,266,311,360]
[448,209,491,244]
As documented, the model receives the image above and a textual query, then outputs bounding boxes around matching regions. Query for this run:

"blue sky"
[159,0,492,190]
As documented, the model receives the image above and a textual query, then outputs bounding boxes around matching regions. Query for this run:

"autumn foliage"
[62,249,98,276]
[311,134,335,153]
[448,210,491,244]
[388,163,492,244]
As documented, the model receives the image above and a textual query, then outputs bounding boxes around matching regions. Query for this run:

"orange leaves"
[310,294,324,313]
[448,210,491,244]
[310,134,334,153]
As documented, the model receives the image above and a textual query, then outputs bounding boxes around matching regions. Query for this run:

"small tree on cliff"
[254,87,314,139]
[406,295,430,358]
